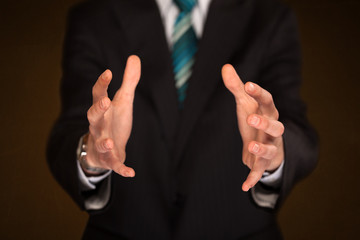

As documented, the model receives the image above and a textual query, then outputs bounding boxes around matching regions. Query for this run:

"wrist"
[77,133,109,176]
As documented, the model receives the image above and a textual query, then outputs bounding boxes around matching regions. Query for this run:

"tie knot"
[173,0,197,13]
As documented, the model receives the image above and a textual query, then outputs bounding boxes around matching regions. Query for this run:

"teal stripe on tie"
[173,44,197,72]
[172,0,198,108]
[174,0,196,12]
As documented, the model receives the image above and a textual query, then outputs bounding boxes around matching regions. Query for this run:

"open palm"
[85,55,141,177]
[222,64,284,191]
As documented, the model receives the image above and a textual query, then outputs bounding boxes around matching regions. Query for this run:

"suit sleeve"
[46,5,106,210]
[256,6,319,209]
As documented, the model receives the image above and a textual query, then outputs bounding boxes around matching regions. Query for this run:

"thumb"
[114,55,141,103]
[221,64,245,100]
[112,161,136,178]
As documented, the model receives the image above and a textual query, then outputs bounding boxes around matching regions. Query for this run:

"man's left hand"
[222,64,285,192]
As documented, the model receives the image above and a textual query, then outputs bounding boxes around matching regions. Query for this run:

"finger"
[221,64,246,101]
[87,97,111,126]
[112,161,135,178]
[113,55,141,104]
[248,141,277,160]
[247,114,284,138]
[242,159,268,192]
[95,138,114,153]
[244,82,278,118]
[93,69,112,104]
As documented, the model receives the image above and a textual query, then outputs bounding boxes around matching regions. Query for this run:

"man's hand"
[222,64,284,192]
[84,55,141,177]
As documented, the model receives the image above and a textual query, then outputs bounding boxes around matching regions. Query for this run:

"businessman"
[47,0,318,239]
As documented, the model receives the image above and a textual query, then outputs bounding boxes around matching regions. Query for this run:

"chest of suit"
[82,0,283,239]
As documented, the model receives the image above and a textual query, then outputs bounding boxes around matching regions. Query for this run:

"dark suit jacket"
[47,0,318,239]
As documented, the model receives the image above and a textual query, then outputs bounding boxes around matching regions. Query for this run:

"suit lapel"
[173,0,248,166]
[114,0,180,151]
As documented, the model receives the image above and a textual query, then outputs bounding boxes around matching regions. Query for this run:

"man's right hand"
[84,55,141,177]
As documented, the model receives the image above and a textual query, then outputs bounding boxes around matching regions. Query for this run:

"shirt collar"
[155,0,212,14]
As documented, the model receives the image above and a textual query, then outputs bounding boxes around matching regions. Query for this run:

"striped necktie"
[172,0,198,107]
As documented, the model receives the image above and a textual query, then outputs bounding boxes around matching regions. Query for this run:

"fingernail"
[102,71,108,80]
[126,171,134,177]
[248,83,255,92]
[100,99,105,108]
[252,143,260,153]
[250,116,259,126]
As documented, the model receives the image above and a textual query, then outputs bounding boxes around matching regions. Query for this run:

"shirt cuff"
[250,160,284,209]
[251,185,279,209]
[259,159,284,188]
[77,160,112,191]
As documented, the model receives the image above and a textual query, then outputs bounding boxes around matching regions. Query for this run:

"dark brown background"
[1,0,359,239]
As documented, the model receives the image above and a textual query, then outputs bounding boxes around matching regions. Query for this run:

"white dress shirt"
[78,0,284,210]
[156,0,212,46]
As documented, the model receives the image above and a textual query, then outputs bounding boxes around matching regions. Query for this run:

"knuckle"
[261,117,269,130]
[88,125,96,136]
[273,109,279,119]
[92,85,97,97]
[104,138,114,150]
[279,122,285,135]
[101,97,111,110]
[259,144,267,156]
[87,109,94,123]
[272,146,278,158]
[272,120,284,138]
[263,93,273,106]
[101,139,107,150]
[98,98,104,110]
[95,139,107,153]
[266,146,277,159]
[248,141,255,153]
